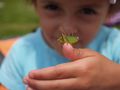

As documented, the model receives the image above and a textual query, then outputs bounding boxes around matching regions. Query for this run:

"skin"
[35,0,110,54]
[23,0,120,90]
[24,43,120,90]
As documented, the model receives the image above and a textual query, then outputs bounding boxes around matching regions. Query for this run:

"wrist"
[107,63,120,90]
[99,61,120,90]
[113,63,120,90]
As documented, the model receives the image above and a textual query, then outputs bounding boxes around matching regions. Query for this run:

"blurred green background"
[0,0,39,39]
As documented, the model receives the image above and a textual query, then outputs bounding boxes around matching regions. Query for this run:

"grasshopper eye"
[57,34,79,45]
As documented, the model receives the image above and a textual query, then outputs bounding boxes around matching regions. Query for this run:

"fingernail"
[23,76,29,84]
[27,86,33,90]
[63,43,73,50]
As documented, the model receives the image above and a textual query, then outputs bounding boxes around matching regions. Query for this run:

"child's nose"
[60,20,78,35]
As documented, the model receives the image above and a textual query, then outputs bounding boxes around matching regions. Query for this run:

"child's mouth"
[57,33,80,45]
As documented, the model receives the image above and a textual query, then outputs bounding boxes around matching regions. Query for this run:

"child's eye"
[80,8,97,15]
[44,4,60,11]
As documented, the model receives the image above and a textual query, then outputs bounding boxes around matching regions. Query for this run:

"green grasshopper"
[58,33,79,45]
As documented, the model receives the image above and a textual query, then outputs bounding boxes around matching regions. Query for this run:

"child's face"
[35,0,110,55]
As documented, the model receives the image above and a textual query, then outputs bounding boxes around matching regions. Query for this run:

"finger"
[26,78,77,90]
[26,86,34,90]
[28,62,77,80]
[63,43,97,60]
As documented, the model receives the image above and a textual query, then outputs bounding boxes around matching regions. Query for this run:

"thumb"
[62,43,97,61]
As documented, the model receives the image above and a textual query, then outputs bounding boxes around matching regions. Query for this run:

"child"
[0,0,120,90]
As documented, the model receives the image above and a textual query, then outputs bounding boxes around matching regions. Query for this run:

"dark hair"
[109,0,120,15]
[0,51,4,66]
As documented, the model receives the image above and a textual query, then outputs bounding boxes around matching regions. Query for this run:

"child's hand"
[24,43,120,90]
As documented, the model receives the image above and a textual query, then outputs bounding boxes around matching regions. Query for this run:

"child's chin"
[73,43,83,48]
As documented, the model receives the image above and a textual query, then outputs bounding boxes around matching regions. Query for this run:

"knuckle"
[81,63,94,73]
[77,63,96,78]
[53,65,64,78]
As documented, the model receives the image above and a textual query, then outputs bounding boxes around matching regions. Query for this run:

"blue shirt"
[0,26,120,90]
